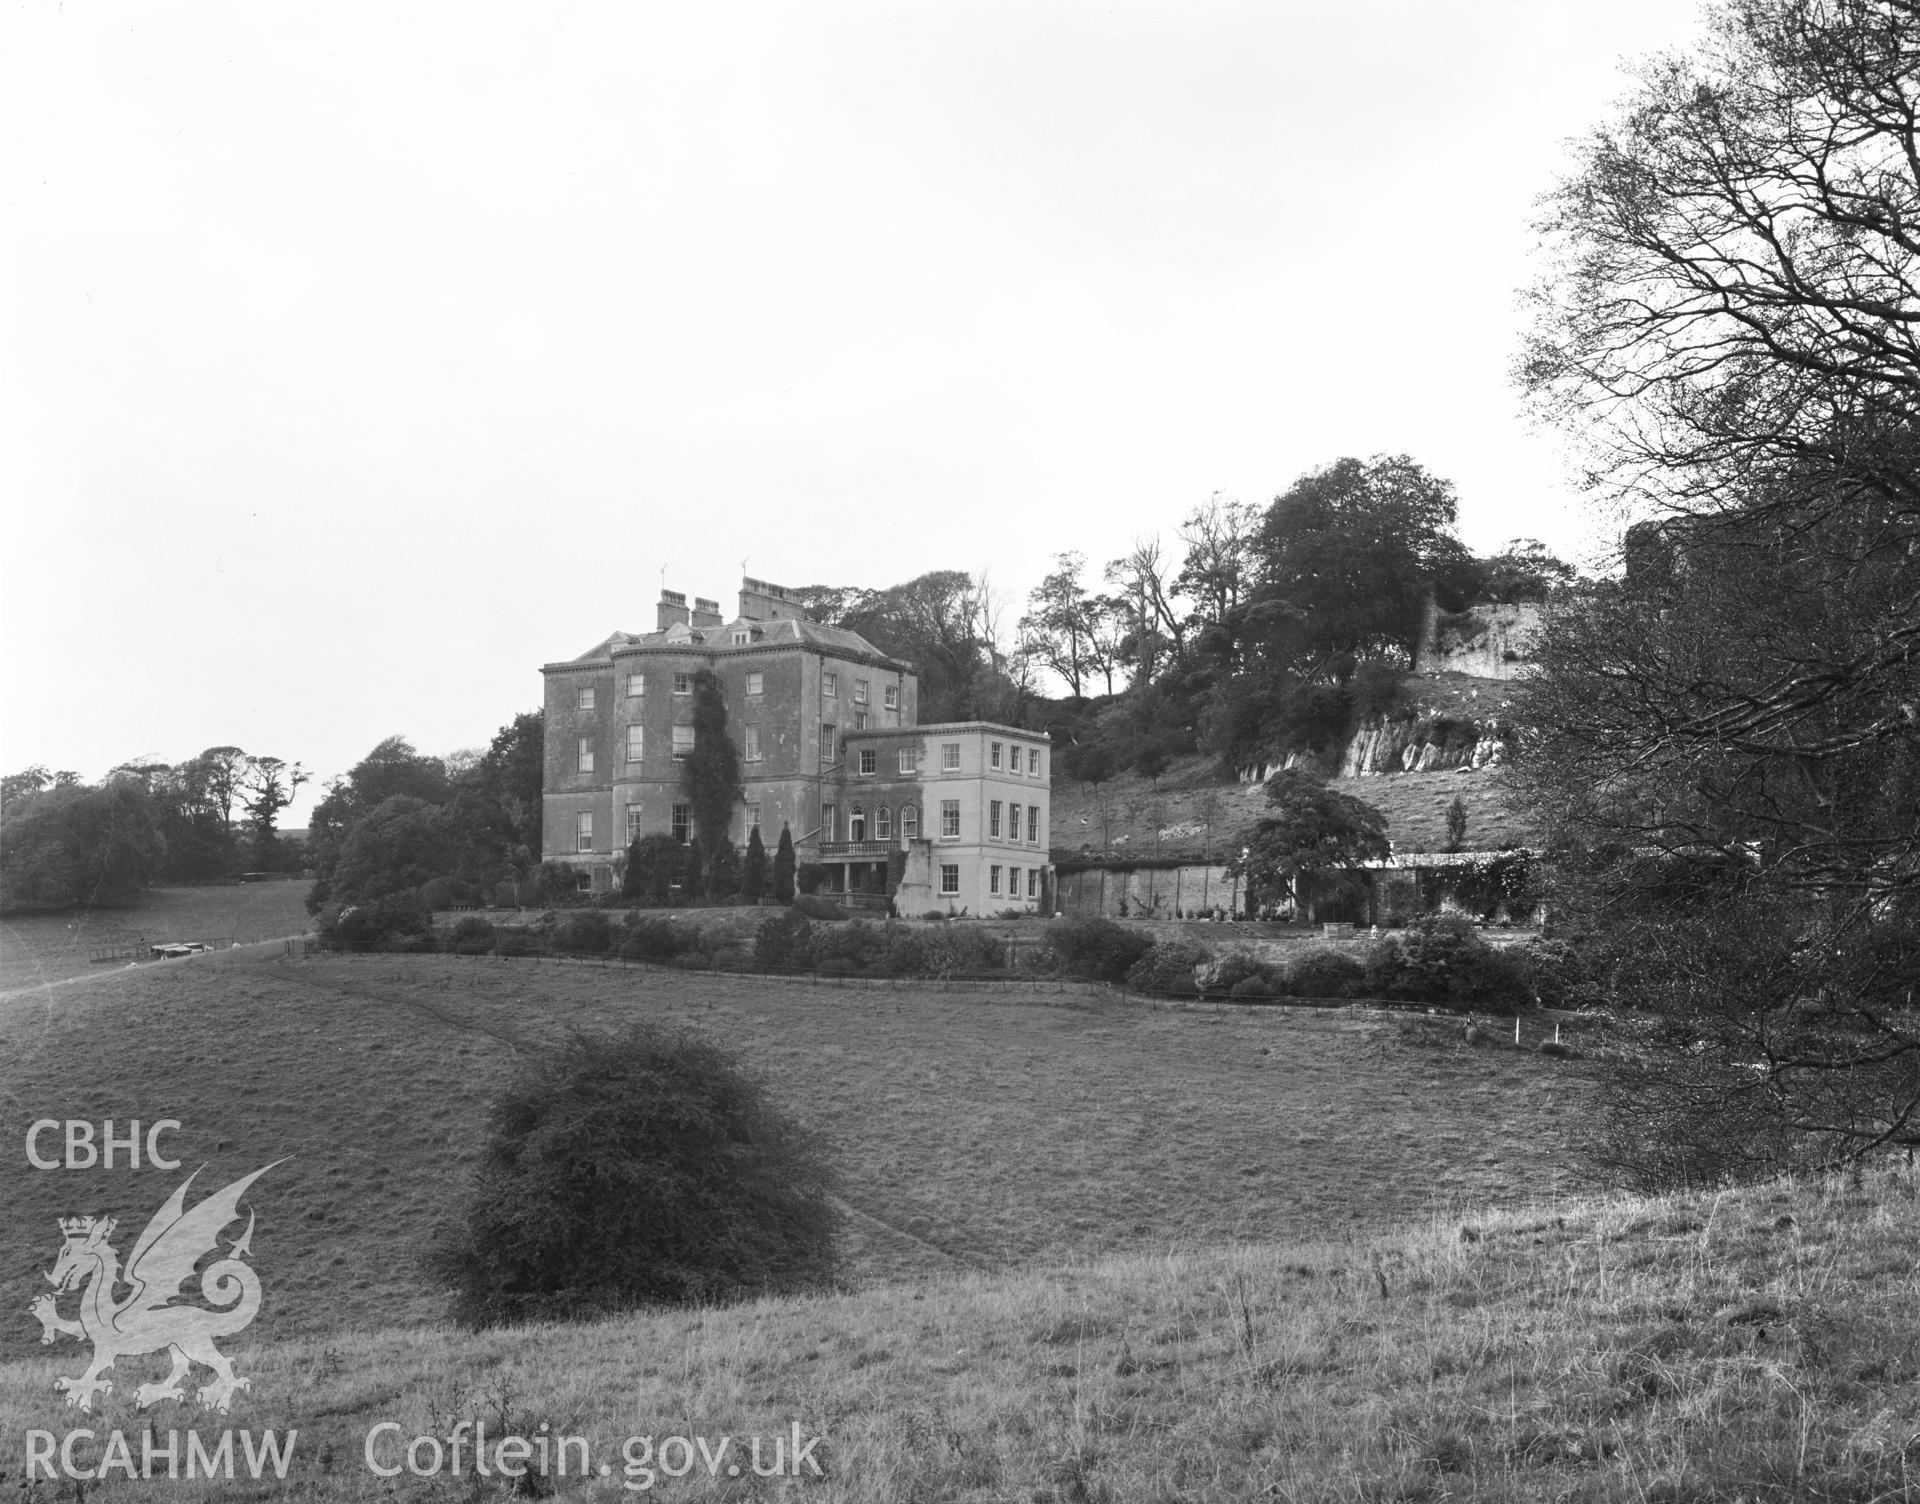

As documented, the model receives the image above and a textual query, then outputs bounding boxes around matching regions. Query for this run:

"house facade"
[540,576,1050,912]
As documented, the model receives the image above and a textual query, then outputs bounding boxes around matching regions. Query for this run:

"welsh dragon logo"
[28,1163,280,1413]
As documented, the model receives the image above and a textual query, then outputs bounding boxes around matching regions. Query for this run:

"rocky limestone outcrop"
[1236,679,1522,783]
[1415,602,1543,679]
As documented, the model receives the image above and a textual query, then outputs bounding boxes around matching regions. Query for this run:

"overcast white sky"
[3,1,1705,820]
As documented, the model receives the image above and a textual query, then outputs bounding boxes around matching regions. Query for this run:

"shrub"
[1230,975,1275,1000]
[553,909,617,955]
[1041,916,1155,983]
[325,892,433,952]
[619,917,692,962]
[1513,937,1585,1008]
[1126,941,1211,993]
[420,876,456,912]
[814,920,887,971]
[874,925,928,976]
[1283,947,1367,999]
[1207,950,1284,994]
[915,925,1002,975]
[450,916,496,955]
[427,1024,840,1326]
[754,910,815,970]
[492,880,518,908]
[529,861,589,906]
[792,894,850,921]
[795,863,826,896]
[920,909,949,923]
[1367,914,1533,1013]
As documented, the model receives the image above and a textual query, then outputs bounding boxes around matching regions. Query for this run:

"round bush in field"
[429,1025,840,1326]
[1230,975,1275,1000]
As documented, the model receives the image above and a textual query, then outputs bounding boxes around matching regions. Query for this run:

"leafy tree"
[237,755,308,870]
[1250,455,1468,670]
[1174,493,1262,638]
[1019,552,1103,699]
[1,766,53,807]
[327,796,452,906]
[307,735,452,907]
[194,746,248,831]
[740,826,768,902]
[126,754,236,881]
[1445,795,1468,854]
[0,778,165,913]
[683,670,741,846]
[623,833,684,907]
[771,824,796,902]
[445,710,545,893]
[1476,539,1576,604]
[427,1023,840,1326]
[798,570,1028,724]
[1229,770,1389,922]
[1059,741,1117,792]
[341,735,451,809]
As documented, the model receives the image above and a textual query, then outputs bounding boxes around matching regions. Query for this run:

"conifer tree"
[684,670,742,846]
[772,824,796,902]
[740,826,768,901]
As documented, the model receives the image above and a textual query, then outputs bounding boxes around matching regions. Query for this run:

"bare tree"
[1521,0,1920,533]
[1174,494,1261,629]
[1106,534,1187,678]
[1517,0,1920,1179]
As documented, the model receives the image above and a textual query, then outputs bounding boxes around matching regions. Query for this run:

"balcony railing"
[816,840,897,858]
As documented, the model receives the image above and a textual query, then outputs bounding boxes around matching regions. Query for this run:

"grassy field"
[0,881,313,992]
[4,943,1914,1500]
[7,1143,1917,1500]
[0,951,1583,1365]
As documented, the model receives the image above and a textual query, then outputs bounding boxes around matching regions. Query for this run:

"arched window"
[850,804,866,841]
[876,804,892,840]
[901,804,919,840]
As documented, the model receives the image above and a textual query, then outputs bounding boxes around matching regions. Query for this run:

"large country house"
[541,577,1051,913]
